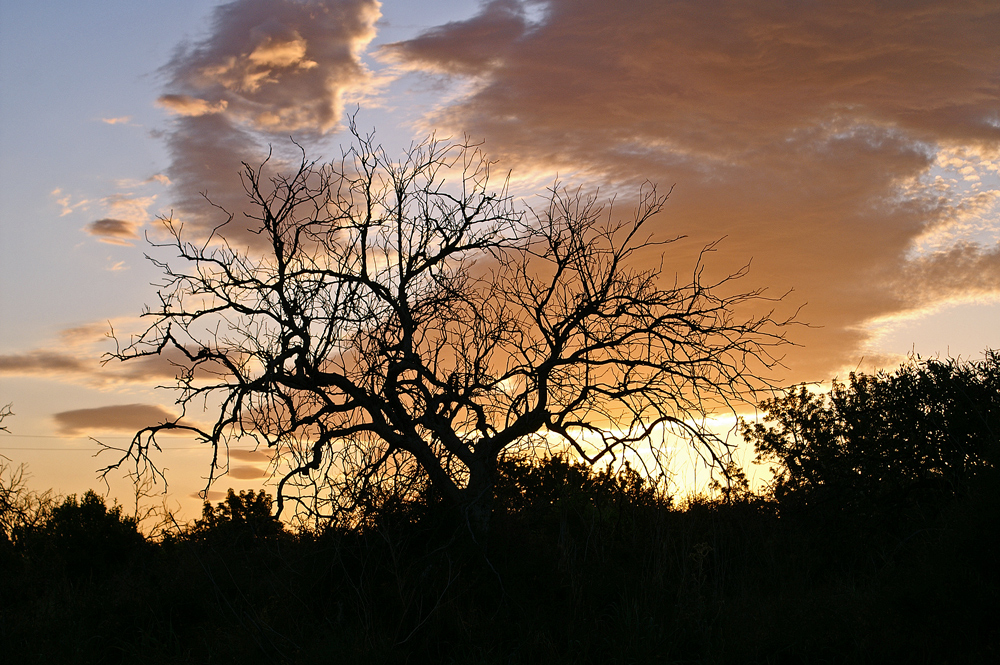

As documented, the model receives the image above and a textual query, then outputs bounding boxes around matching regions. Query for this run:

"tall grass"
[2,453,996,664]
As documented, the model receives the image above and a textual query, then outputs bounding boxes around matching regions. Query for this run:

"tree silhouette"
[1,406,60,548]
[0,460,56,548]
[743,352,1000,516]
[106,123,788,537]
[32,491,145,576]
[0,402,11,433]
[189,489,286,544]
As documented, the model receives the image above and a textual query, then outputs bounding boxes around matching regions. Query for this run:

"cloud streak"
[53,404,179,436]
[0,351,93,376]
[84,218,140,245]
[227,465,267,480]
[0,321,209,386]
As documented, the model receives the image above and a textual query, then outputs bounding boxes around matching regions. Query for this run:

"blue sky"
[2,0,998,520]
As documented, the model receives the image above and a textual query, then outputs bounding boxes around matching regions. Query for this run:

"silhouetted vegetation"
[0,459,56,549]
[186,489,287,546]
[106,124,789,537]
[2,355,998,663]
[744,352,1000,518]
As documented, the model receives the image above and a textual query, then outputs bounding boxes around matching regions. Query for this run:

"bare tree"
[1,404,60,543]
[106,124,789,537]
[0,403,11,433]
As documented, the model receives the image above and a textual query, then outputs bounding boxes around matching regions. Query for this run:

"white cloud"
[51,188,90,216]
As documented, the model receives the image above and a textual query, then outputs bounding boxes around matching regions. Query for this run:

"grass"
[1,457,997,664]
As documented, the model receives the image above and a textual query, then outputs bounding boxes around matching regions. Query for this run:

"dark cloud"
[160,114,265,237]
[84,218,140,245]
[389,0,1000,153]
[899,243,1000,302]
[386,0,1000,381]
[0,348,179,383]
[0,324,216,385]
[0,351,93,375]
[161,0,379,132]
[157,0,382,243]
[383,0,529,75]
[54,403,178,435]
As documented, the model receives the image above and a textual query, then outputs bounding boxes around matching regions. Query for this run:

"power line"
[1,434,204,444]
[0,433,135,440]
[0,434,216,451]
[0,446,211,451]
[0,447,100,451]
[0,435,267,452]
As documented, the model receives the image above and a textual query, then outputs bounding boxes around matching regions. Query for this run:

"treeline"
[2,354,998,664]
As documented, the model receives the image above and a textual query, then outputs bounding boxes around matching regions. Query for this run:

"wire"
[0,433,132,440]
[0,435,261,452]
[0,447,100,451]
[0,446,210,451]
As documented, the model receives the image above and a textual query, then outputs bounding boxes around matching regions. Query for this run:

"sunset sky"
[2,0,998,518]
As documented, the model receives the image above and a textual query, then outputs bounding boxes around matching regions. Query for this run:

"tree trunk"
[460,461,496,544]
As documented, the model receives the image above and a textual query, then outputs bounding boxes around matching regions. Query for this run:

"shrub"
[743,352,1000,517]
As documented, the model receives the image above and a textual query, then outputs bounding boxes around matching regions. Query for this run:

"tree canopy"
[743,352,1000,515]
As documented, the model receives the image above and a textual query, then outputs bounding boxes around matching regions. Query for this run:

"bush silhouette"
[743,353,1000,518]
[494,453,667,521]
[29,490,144,576]
[188,488,286,545]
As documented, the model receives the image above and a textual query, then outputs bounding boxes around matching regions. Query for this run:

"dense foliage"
[743,352,1000,517]
[2,354,997,663]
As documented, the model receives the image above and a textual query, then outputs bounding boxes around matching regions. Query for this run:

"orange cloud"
[157,95,229,117]
[386,0,1000,382]
[227,465,267,480]
[51,188,90,216]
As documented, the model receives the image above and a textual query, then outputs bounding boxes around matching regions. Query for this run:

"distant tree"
[494,453,667,519]
[29,491,145,575]
[1,407,60,547]
[106,122,788,538]
[0,461,57,548]
[189,489,286,544]
[743,352,1000,515]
